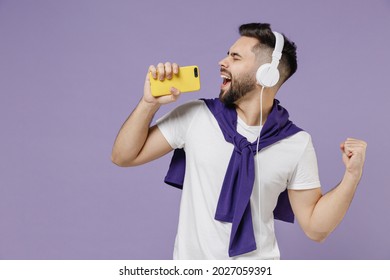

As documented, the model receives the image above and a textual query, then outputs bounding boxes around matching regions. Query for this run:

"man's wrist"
[343,169,362,187]
[140,97,161,113]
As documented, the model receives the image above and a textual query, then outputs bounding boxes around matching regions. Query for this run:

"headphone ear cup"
[256,63,280,88]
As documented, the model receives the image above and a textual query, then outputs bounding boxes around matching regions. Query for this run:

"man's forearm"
[111,62,182,167]
[308,171,361,241]
[111,98,160,167]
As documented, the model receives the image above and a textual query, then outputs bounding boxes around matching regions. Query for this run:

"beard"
[219,74,257,108]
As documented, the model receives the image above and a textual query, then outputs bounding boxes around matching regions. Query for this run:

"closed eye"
[227,51,242,60]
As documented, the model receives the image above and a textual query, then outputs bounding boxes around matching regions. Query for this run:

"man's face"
[218,36,260,107]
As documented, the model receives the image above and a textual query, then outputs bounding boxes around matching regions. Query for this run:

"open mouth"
[221,74,232,88]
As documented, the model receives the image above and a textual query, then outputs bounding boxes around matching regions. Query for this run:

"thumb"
[154,87,181,104]
[168,87,181,102]
[340,141,351,167]
[340,141,352,157]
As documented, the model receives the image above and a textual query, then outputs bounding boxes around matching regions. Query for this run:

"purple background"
[1,0,389,260]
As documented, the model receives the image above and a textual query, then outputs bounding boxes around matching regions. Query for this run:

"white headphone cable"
[256,86,265,244]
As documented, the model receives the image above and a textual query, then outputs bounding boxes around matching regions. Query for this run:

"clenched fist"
[340,138,367,180]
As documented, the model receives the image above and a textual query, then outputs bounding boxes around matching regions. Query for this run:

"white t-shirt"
[156,100,321,260]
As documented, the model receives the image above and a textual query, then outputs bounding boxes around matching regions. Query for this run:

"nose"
[219,56,229,68]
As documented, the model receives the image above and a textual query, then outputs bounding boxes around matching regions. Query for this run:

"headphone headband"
[272,31,284,61]
[256,31,284,88]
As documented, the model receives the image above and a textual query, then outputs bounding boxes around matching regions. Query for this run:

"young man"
[111,23,367,259]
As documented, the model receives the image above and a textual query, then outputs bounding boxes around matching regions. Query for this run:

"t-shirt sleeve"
[287,135,321,190]
[156,100,203,149]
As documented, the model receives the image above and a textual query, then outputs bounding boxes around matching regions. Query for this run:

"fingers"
[340,138,367,158]
[148,65,157,79]
[341,138,367,150]
[164,62,173,80]
[340,138,367,179]
[144,62,181,105]
[172,63,179,75]
[149,62,179,81]
[157,63,165,80]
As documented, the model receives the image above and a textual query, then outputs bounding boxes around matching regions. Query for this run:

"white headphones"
[255,31,284,243]
[256,31,284,88]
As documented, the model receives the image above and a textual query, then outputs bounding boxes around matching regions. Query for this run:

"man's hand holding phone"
[143,62,182,106]
[143,62,200,106]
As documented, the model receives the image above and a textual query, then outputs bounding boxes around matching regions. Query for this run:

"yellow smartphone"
[150,65,200,97]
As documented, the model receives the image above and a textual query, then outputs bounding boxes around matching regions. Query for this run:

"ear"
[256,63,280,88]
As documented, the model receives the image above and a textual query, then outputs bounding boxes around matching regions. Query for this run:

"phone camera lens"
[194,67,199,78]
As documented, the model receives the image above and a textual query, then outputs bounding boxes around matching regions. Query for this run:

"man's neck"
[235,88,276,126]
